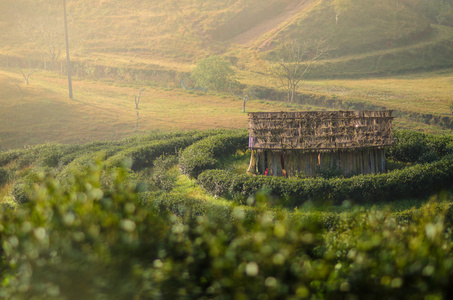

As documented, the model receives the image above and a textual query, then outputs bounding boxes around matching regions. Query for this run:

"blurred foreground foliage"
[0,129,453,298]
[0,161,452,298]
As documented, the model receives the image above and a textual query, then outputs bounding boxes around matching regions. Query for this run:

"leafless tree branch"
[134,89,145,109]
[20,69,38,85]
[269,39,332,103]
[15,84,24,100]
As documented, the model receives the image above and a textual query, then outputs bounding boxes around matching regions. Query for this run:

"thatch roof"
[248,111,394,151]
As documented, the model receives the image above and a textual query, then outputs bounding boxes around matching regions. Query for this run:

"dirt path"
[230,0,314,48]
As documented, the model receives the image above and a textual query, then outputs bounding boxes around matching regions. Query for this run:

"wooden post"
[63,0,73,99]
[247,150,257,174]
[277,152,283,176]
[286,151,291,177]
[15,84,24,100]
[134,112,140,132]
[273,153,278,176]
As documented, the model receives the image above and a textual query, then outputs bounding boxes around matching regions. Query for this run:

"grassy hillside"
[1,64,452,151]
[0,0,446,67]
[1,0,453,150]
[0,68,301,150]
[260,0,431,55]
[1,0,452,77]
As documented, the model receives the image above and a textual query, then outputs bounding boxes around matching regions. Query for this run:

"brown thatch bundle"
[248,111,394,151]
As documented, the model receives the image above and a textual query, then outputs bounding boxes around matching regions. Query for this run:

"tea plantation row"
[0,159,453,298]
[0,129,452,298]
[177,129,453,205]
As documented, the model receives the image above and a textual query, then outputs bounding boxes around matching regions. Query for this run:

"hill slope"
[0,0,447,69]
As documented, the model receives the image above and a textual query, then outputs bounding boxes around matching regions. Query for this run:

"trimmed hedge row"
[198,156,453,205]
[5,161,453,298]
[0,167,8,187]
[387,130,453,163]
[105,136,203,171]
[50,131,207,169]
[0,149,27,167]
[178,130,248,178]
[104,130,233,171]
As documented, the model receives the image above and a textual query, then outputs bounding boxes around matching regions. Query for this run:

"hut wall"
[250,148,386,177]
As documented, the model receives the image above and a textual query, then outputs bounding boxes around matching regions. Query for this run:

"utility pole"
[63,0,73,99]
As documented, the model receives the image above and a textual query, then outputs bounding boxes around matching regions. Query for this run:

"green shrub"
[2,153,453,298]
[11,169,42,204]
[150,155,179,192]
[198,157,453,206]
[0,149,27,167]
[387,130,453,163]
[9,143,71,169]
[103,130,221,171]
[179,130,248,178]
[105,136,201,171]
[0,167,9,187]
[190,55,237,91]
[36,143,67,168]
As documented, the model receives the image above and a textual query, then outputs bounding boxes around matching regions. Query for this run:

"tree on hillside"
[17,1,87,70]
[431,0,452,24]
[18,16,65,68]
[333,0,351,25]
[416,0,452,25]
[269,39,331,103]
[190,56,237,92]
[20,69,38,85]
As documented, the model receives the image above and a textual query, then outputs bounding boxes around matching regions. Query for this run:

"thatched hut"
[247,111,394,177]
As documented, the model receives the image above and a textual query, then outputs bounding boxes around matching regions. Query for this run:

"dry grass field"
[0,69,296,150]
[305,70,453,115]
[2,63,452,151]
[1,0,453,150]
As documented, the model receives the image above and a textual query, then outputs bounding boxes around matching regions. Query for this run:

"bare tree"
[17,2,88,71]
[20,68,38,85]
[434,1,452,25]
[15,84,24,100]
[333,0,351,25]
[18,16,64,68]
[134,89,145,109]
[269,39,331,103]
[134,112,141,132]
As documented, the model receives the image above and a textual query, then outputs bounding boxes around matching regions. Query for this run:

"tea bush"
[150,155,179,192]
[198,156,453,205]
[196,130,453,206]
[2,129,453,298]
[179,130,248,178]
[10,168,44,204]
[1,161,453,298]
[104,130,222,171]
[0,167,8,187]
[0,149,27,167]
[387,130,453,163]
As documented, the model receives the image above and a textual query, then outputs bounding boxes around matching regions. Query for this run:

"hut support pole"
[247,150,257,174]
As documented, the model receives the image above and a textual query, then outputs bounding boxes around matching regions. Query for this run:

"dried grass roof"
[248,111,394,151]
